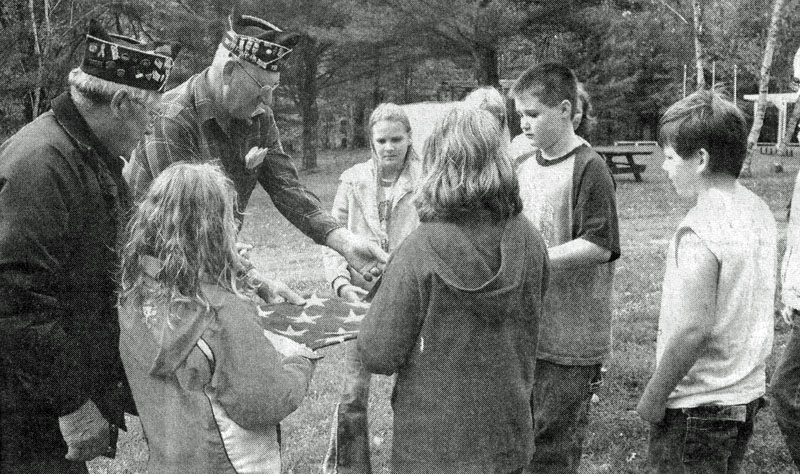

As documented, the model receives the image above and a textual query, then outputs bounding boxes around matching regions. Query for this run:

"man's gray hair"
[68,68,160,108]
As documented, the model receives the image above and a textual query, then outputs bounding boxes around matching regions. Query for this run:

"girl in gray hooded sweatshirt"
[358,106,550,474]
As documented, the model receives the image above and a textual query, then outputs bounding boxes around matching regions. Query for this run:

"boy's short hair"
[510,62,578,117]
[658,89,748,178]
[416,106,522,222]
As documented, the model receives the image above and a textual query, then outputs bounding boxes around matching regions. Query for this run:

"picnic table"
[594,145,651,182]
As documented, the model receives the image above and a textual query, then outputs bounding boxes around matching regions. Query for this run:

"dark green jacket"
[0,92,134,461]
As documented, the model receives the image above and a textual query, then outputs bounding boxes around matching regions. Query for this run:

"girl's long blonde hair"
[416,106,522,222]
[120,162,247,310]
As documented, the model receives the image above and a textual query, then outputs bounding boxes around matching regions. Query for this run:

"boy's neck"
[696,174,738,201]
[540,129,583,160]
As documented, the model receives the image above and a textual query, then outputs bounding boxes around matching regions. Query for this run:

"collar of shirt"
[192,68,265,137]
[51,91,119,173]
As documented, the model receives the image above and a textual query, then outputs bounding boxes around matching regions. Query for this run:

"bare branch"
[651,0,689,25]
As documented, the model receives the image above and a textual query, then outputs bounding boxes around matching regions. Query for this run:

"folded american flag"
[256,294,369,350]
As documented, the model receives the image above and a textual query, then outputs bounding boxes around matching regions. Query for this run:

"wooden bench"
[594,145,652,182]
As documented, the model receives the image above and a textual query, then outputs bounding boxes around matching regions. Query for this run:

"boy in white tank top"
[637,90,776,473]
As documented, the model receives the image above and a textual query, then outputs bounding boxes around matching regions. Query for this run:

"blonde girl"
[119,162,315,474]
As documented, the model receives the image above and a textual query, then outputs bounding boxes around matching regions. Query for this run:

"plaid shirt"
[126,68,340,244]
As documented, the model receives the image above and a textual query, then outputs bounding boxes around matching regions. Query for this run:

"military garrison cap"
[221,14,300,72]
[80,19,180,92]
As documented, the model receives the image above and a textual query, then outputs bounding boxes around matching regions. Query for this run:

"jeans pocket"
[682,416,741,465]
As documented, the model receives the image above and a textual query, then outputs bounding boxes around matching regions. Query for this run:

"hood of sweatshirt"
[421,213,537,321]
[122,255,221,378]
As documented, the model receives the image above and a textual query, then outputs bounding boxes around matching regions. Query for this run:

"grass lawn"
[91,147,800,473]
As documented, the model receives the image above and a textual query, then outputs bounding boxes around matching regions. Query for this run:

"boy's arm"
[548,238,611,271]
[559,152,619,270]
[636,229,717,424]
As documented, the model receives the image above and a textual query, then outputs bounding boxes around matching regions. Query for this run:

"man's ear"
[695,148,710,174]
[222,60,237,86]
[561,99,573,119]
[109,89,131,119]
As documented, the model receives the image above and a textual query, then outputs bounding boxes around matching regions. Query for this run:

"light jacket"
[323,155,422,295]
[119,256,314,474]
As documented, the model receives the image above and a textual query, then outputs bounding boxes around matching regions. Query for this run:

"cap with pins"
[80,19,181,92]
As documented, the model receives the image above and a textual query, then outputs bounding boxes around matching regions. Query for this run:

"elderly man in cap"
[0,21,178,473]
[127,14,387,296]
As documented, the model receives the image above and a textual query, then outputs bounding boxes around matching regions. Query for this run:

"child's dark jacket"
[358,213,549,473]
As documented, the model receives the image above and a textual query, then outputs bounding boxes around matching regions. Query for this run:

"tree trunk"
[741,0,786,176]
[372,55,383,108]
[777,96,800,168]
[27,0,43,118]
[299,37,319,171]
[402,63,412,104]
[474,44,499,87]
[351,96,368,149]
[691,0,705,90]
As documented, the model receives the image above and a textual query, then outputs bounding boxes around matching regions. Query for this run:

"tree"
[372,0,601,87]
[691,0,706,89]
[0,0,207,131]
[246,0,424,169]
[741,0,789,176]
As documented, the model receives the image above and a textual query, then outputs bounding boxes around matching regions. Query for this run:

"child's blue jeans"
[527,359,603,474]
[323,340,372,474]
[647,398,763,474]
[771,312,800,469]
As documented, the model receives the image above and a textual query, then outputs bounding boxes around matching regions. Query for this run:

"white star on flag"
[275,325,308,337]
[338,309,365,324]
[289,311,323,324]
[256,306,275,318]
[303,293,328,309]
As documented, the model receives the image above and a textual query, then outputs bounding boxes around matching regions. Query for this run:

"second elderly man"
[126,14,387,286]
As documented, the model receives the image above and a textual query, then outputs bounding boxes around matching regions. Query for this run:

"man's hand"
[326,229,389,282]
[58,399,111,461]
[340,284,368,303]
[255,277,306,305]
[245,146,269,170]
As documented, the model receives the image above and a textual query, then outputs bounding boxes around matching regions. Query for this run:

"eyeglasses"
[131,99,161,135]
[131,98,161,126]
[236,61,280,93]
